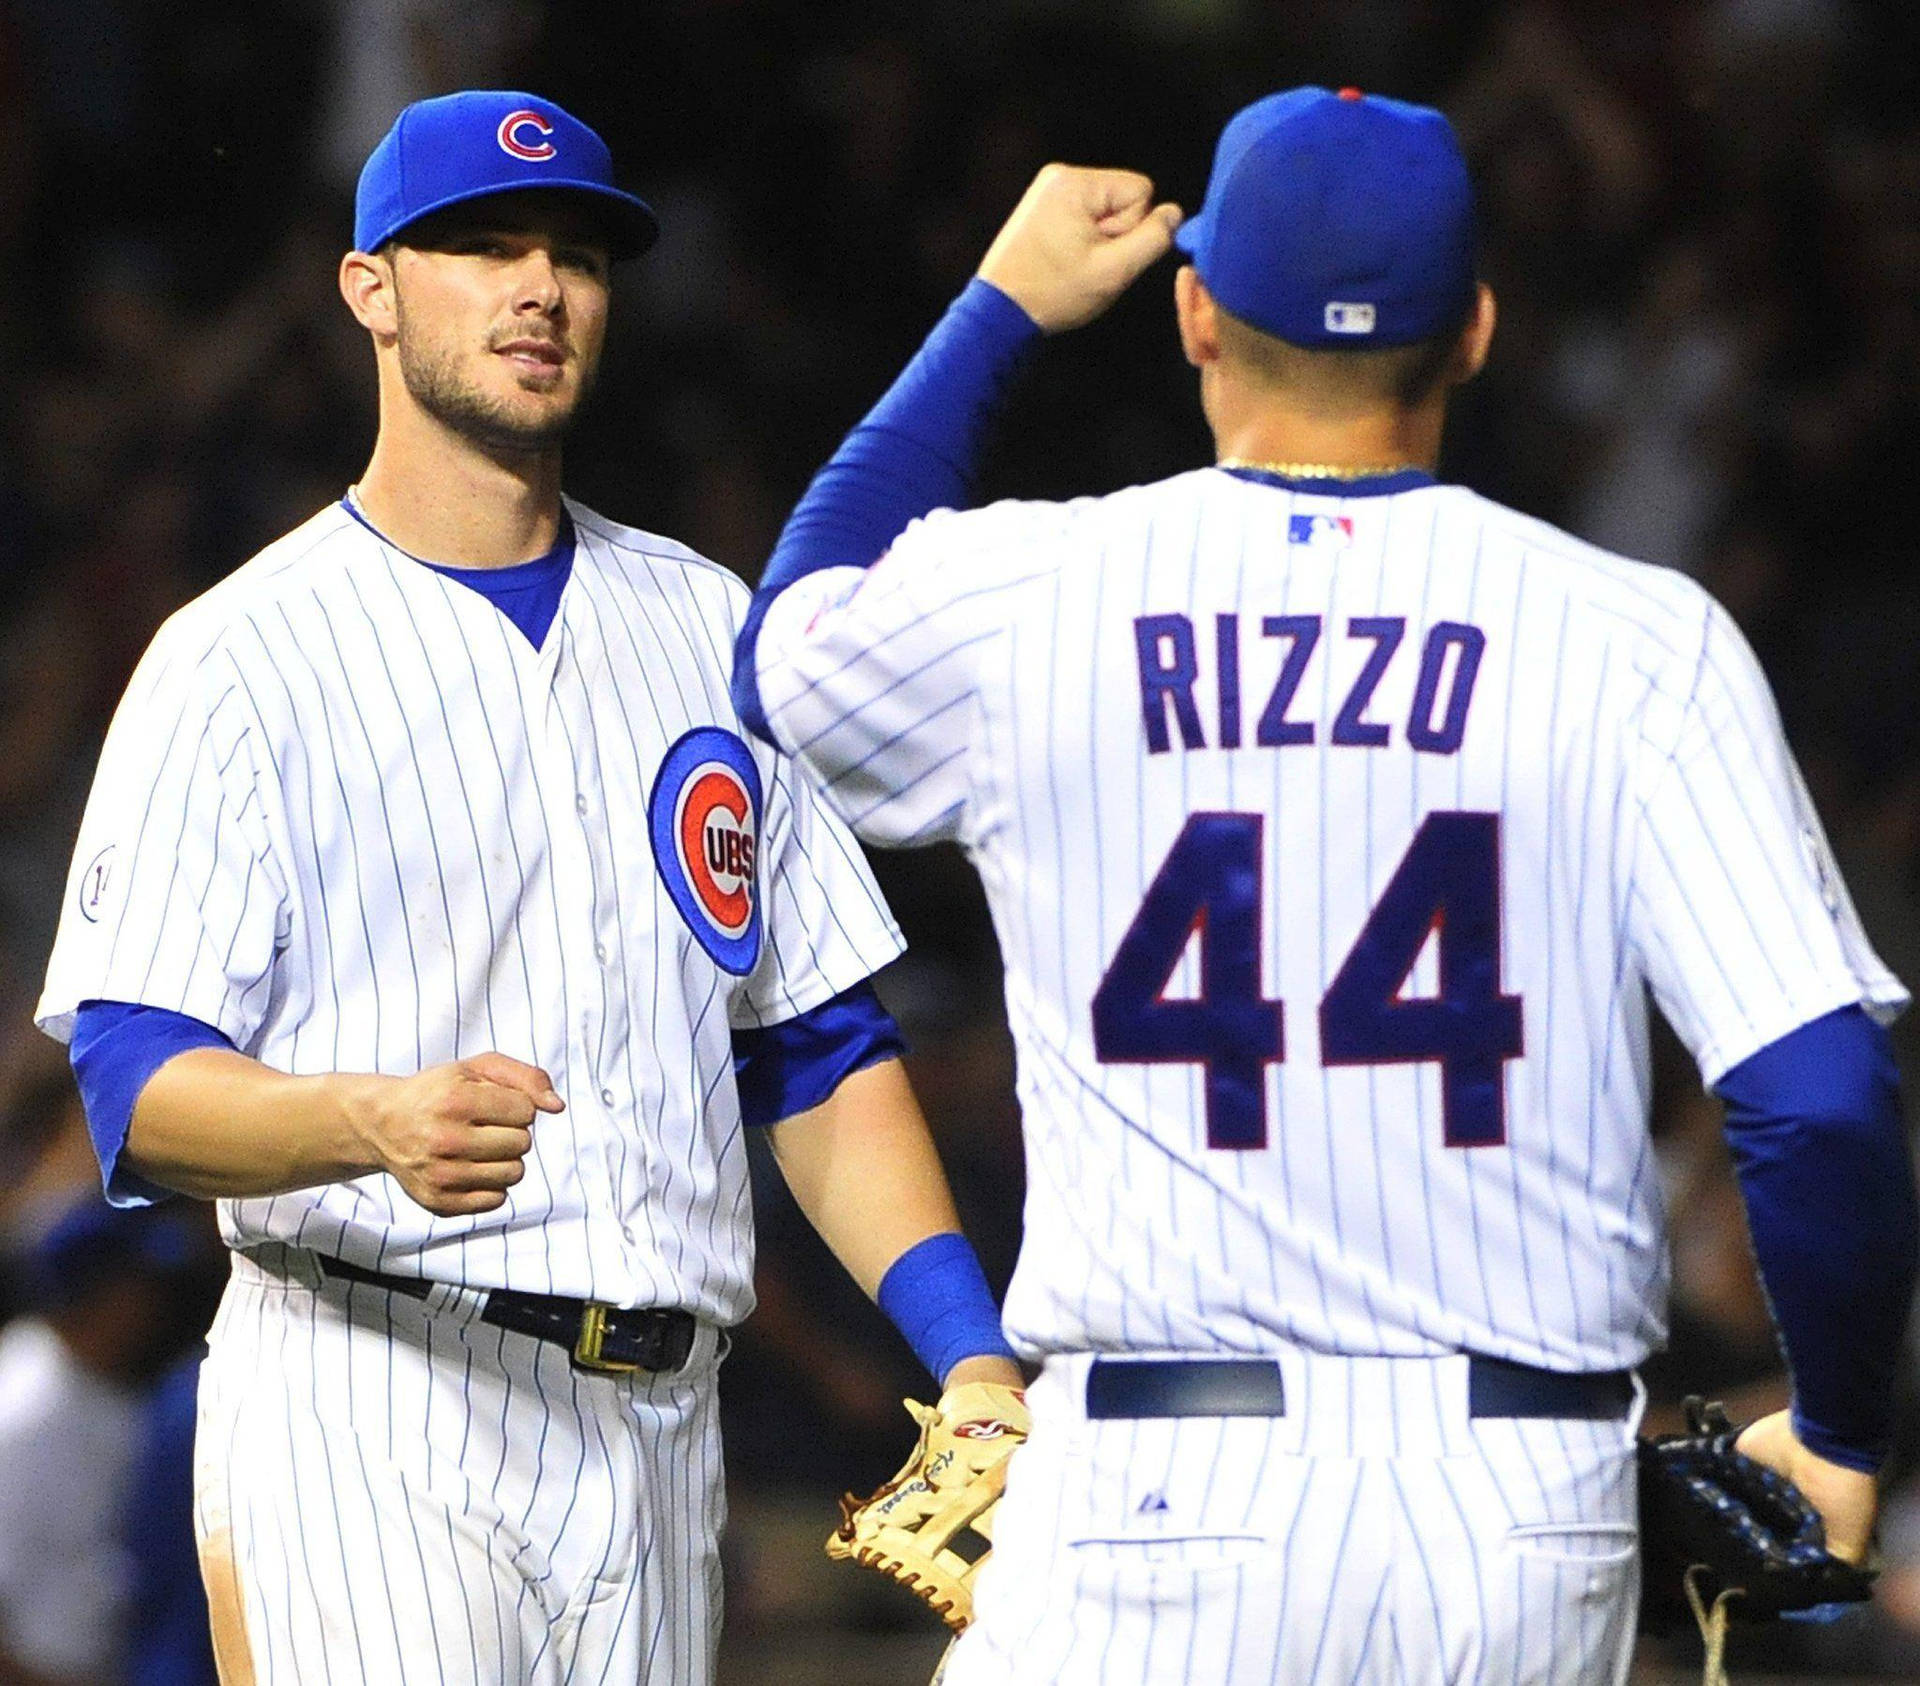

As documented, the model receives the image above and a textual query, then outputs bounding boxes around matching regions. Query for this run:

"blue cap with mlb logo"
[354,90,659,259]
[1174,86,1476,349]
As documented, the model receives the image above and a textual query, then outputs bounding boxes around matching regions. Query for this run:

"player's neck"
[1208,391,1445,480]
[356,405,568,569]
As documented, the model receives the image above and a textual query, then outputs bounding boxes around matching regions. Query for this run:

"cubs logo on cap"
[649,727,764,975]
[496,110,558,161]
[354,90,658,259]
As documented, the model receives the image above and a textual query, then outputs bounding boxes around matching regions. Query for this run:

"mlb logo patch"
[1325,301,1376,335]
[1288,513,1354,548]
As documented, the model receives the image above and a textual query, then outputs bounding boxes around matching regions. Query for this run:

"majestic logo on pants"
[649,727,763,974]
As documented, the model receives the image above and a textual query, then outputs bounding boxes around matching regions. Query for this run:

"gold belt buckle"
[573,1302,641,1373]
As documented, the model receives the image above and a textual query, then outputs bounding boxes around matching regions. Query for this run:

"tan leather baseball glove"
[826,1379,1030,1631]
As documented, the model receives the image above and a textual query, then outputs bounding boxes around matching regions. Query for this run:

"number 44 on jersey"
[1092,811,1523,1152]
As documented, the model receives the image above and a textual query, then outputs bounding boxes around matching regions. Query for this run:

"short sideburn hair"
[1212,296,1473,412]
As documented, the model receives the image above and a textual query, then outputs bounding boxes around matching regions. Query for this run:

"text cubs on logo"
[648,727,764,975]
[497,110,557,161]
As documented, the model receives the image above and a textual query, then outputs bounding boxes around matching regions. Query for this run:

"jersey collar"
[1218,464,1437,498]
[337,491,576,580]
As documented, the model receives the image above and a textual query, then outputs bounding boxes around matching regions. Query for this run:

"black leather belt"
[1085,1355,1633,1421]
[317,1255,697,1376]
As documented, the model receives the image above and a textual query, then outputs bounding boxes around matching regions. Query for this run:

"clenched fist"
[976,164,1183,334]
[352,1052,565,1218]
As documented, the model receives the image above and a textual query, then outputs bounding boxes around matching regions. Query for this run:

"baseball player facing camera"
[737,88,1917,1683]
[40,91,1020,1683]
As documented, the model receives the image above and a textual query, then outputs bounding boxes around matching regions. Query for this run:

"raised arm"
[733,165,1181,743]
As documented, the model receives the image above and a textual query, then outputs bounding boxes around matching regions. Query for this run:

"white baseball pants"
[944,1349,1641,1686]
[193,1247,726,1685]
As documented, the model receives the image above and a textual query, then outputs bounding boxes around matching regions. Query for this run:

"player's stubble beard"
[393,290,598,457]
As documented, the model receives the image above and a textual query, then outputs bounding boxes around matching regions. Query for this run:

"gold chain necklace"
[1219,457,1424,481]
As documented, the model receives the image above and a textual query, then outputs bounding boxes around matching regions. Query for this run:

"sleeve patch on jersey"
[648,727,765,975]
[77,844,120,924]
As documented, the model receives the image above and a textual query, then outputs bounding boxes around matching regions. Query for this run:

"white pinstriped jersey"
[39,498,902,1324]
[753,467,1905,1371]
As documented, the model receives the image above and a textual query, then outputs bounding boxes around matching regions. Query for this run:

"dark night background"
[1,2,1919,1679]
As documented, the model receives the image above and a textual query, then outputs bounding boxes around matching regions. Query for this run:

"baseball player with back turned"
[37,91,1023,1684]
[735,88,1919,1683]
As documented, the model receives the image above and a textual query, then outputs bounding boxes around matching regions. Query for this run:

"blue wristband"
[876,1231,1017,1384]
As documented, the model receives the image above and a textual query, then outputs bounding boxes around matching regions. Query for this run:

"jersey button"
[575,793,589,815]
[594,942,608,963]
[600,1087,616,1107]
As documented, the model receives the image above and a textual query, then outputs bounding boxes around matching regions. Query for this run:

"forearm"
[767,1056,967,1297]
[128,1047,381,1200]
[1717,1006,1918,1470]
[732,280,1040,741]
[769,1056,1020,1385]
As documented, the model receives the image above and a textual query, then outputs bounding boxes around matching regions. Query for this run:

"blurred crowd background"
[0,0,1917,1680]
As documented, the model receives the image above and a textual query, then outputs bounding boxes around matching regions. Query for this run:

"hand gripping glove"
[1637,1398,1875,1683]
[826,1380,1029,1631]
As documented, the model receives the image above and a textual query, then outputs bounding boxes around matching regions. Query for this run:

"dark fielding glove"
[1637,1396,1876,1636]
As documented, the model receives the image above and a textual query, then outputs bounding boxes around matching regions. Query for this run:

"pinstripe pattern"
[40,497,902,1318]
[942,1352,1640,1686]
[754,468,1904,1373]
[751,465,1903,1682]
[43,497,904,1683]
[196,1249,726,1685]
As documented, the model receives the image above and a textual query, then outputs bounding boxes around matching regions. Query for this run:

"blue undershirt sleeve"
[731,979,908,1127]
[1714,1004,1917,1472]
[732,278,1042,741]
[69,1000,236,1207]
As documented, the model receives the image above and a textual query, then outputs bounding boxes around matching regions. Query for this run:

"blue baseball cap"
[1175,86,1476,349]
[354,91,658,260]
[26,1196,199,1309]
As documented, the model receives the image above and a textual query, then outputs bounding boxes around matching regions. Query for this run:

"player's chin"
[478,392,584,451]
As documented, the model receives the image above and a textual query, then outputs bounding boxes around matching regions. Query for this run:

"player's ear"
[340,248,399,341]
[1174,265,1220,369]
[1449,282,1496,387]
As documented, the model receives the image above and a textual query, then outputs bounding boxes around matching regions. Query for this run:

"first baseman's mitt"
[1637,1398,1874,1683]
[827,1379,1029,1632]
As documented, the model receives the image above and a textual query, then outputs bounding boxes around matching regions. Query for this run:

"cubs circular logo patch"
[649,727,764,975]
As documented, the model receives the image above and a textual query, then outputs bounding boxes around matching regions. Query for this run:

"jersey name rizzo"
[752,468,1905,1373]
[1135,611,1485,754]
